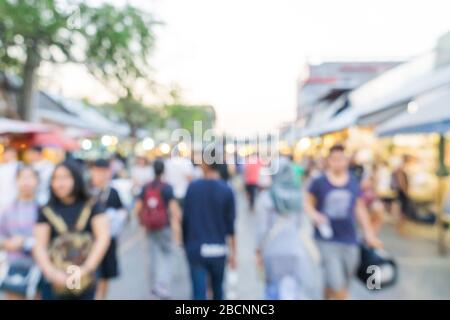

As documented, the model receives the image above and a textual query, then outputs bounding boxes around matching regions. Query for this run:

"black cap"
[92,159,110,168]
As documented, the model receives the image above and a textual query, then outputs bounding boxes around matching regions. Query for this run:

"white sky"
[42,0,450,137]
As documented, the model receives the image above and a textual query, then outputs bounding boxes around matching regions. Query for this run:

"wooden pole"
[436,134,449,255]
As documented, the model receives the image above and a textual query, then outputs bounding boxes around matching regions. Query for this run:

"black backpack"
[357,244,398,290]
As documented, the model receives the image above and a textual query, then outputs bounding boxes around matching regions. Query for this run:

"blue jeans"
[188,257,226,300]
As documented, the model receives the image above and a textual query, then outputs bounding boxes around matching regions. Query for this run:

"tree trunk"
[19,45,40,121]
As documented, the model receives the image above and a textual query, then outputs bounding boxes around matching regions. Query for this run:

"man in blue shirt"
[180,148,237,300]
[305,144,382,300]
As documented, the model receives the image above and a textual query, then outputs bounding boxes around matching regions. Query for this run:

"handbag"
[0,255,42,299]
[357,244,398,290]
[97,187,127,237]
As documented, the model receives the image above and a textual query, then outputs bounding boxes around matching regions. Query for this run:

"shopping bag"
[0,256,42,299]
[357,244,398,290]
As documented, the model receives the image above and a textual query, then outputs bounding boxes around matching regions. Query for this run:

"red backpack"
[139,181,169,231]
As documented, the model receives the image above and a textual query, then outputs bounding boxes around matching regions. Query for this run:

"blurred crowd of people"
[244,145,386,300]
[0,145,238,301]
[0,142,416,301]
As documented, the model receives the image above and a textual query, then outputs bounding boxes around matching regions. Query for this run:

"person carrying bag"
[0,166,41,300]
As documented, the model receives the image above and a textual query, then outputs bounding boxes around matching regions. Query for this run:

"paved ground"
[107,181,450,300]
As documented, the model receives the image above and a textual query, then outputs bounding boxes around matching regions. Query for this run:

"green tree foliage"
[0,0,80,120]
[78,3,157,98]
[94,98,216,138]
[97,97,163,139]
[165,104,216,133]
[0,0,156,121]
[1,0,215,136]
[0,0,78,70]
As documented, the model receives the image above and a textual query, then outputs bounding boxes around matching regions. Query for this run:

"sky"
[41,0,450,137]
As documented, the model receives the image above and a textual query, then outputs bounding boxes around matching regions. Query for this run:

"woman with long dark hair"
[33,161,110,300]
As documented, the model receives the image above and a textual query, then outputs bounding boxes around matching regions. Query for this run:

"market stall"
[377,86,450,254]
[0,118,50,160]
[0,117,81,163]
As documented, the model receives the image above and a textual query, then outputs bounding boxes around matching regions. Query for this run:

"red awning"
[31,131,80,151]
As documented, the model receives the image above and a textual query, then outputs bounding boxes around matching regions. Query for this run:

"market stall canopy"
[39,92,130,137]
[300,96,356,137]
[0,118,49,135]
[377,86,450,136]
[31,131,80,151]
[350,52,450,126]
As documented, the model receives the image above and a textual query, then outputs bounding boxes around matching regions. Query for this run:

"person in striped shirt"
[0,166,40,299]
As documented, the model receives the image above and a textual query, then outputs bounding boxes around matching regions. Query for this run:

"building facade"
[297,61,400,125]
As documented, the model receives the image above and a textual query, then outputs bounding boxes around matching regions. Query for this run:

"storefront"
[376,85,450,251]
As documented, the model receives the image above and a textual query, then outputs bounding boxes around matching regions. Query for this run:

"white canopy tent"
[0,118,49,135]
[377,86,450,136]
[351,53,450,125]
[299,96,355,138]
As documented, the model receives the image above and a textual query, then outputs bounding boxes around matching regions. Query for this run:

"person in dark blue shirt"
[305,144,382,300]
[180,149,237,300]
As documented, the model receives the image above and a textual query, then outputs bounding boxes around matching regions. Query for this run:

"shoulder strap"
[99,187,111,205]
[41,207,68,234]
[152,179,163,188]
[75,199,95,232]
[147,180,164,193]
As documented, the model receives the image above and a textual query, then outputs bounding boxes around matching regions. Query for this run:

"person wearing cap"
[89,159,128,300]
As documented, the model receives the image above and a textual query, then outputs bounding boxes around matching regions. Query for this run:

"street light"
[159,143,171,155]
[101,135,113,147]
[297,137,311,152]
[142,138,155,151]
[81,139,92,150]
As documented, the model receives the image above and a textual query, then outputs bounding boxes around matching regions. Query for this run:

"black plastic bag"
[357,244,398,290]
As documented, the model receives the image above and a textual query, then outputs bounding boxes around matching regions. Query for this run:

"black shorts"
[98,238,119,280]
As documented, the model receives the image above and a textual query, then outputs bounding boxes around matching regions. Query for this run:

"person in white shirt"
[25,146,54,206]
[164,152,194,205]
[0,147,20,212]
[130,157,154,197]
